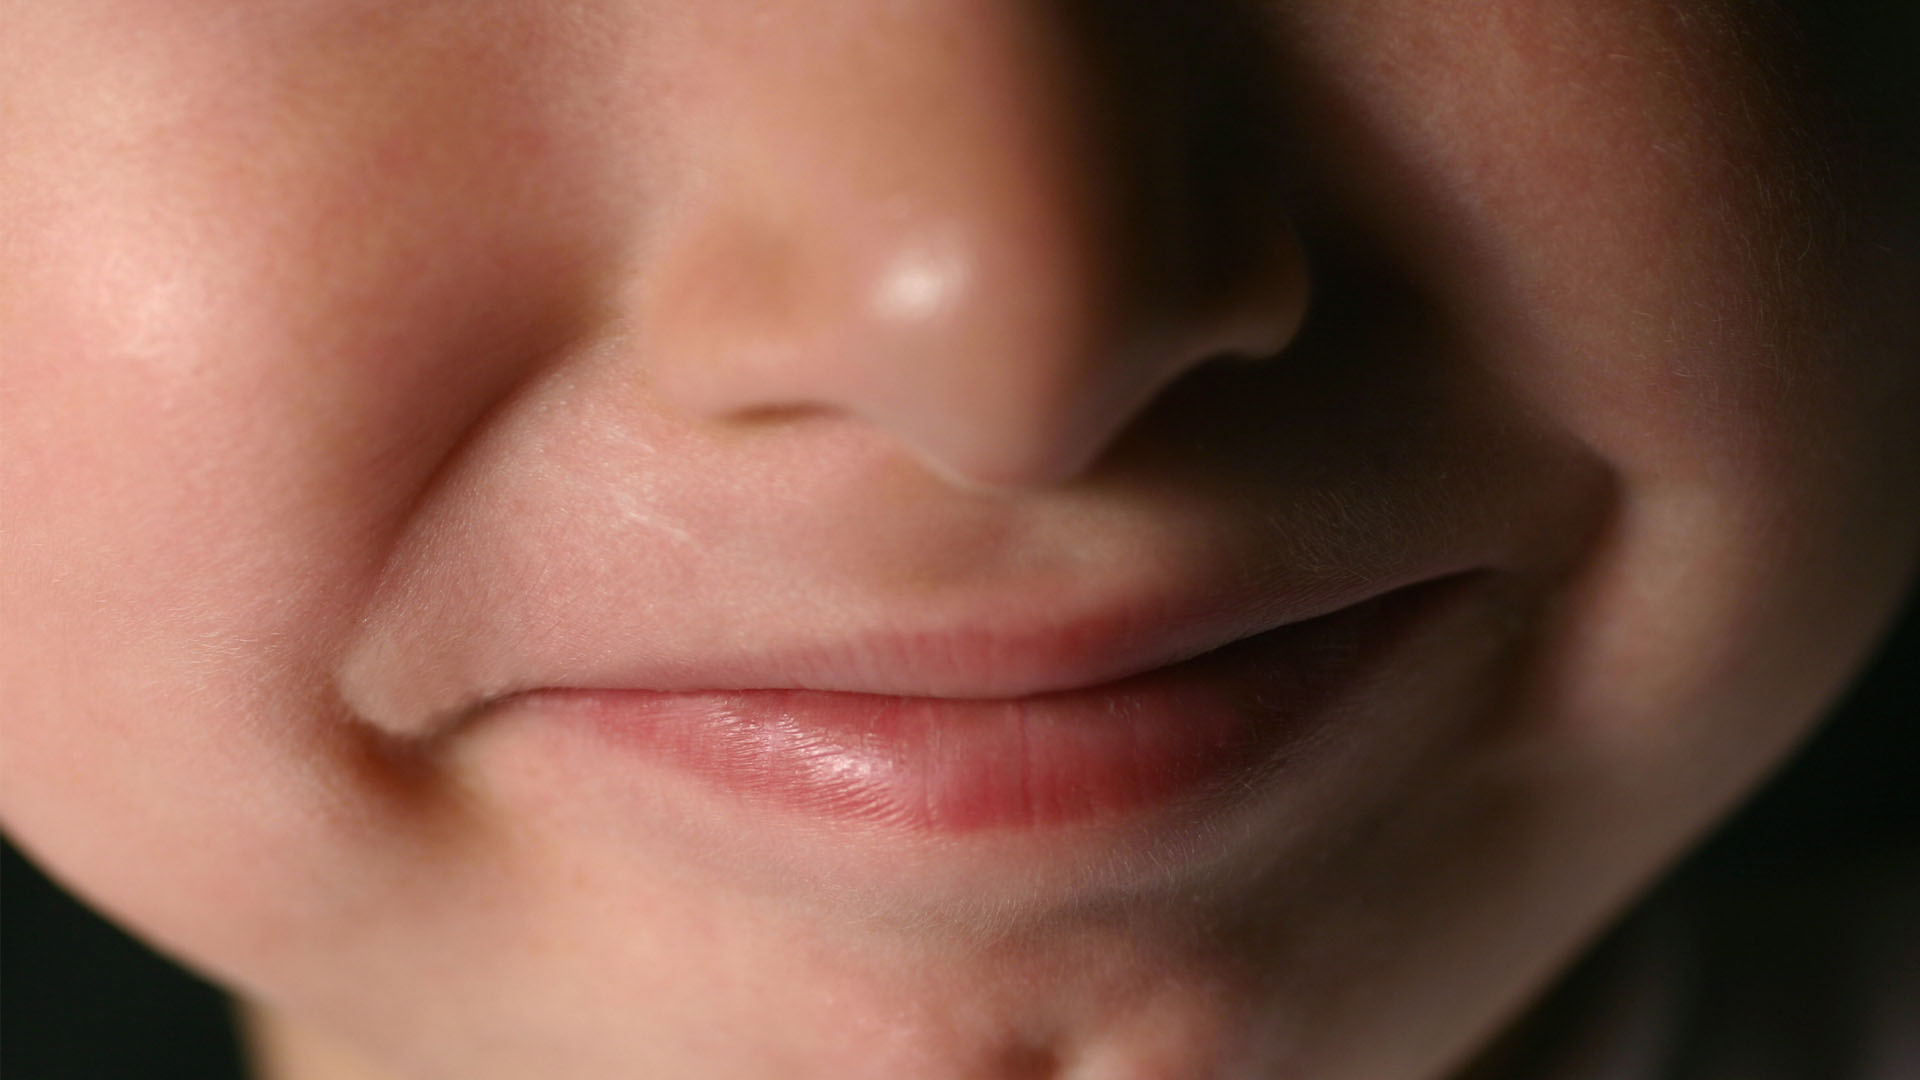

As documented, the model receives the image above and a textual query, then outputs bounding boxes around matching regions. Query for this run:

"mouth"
[483,572,1478,833]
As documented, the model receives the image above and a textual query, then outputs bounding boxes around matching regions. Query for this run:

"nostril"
[636,204,1311,492]
[616,1,1314,492]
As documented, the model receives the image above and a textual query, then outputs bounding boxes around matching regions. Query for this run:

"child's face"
[2,2,1915,1077]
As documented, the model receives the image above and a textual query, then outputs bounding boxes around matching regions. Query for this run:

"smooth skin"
[2,2,1916,1078]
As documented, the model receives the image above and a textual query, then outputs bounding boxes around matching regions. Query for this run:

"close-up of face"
[2,1,1917,1078]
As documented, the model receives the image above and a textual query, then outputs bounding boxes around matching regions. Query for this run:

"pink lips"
[506,577,1461,832]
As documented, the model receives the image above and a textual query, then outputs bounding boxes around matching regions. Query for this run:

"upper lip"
[379,561,1470,741]
[336,453,1497,741]
[634,574,1434,699]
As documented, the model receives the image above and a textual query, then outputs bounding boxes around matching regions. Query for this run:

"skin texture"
[2,1,1916,1078]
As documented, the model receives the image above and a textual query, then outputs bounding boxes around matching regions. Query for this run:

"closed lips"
[489,574,1472,832]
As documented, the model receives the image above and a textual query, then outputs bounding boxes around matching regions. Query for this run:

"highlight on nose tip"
[868,227,975,326]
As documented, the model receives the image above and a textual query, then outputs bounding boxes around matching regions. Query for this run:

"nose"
[629,3,1310,488]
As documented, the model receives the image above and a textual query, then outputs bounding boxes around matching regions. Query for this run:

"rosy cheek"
[0,10,605,935]
[2,13,616,654]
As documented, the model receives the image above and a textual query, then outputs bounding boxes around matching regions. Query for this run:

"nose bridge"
[632,2,1305,488]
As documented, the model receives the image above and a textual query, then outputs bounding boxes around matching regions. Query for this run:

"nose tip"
[630,3,1310,489]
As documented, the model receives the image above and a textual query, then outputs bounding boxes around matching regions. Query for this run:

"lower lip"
[514,578,1465,834]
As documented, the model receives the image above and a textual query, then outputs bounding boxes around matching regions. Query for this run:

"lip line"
[460,568,1479,729]
[499,572,1482,834]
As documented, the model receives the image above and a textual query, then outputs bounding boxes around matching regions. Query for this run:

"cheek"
[1,4,624,695]
[1285,2,1847,453]
[0,11,598,976]
[1284,1,1918,781]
